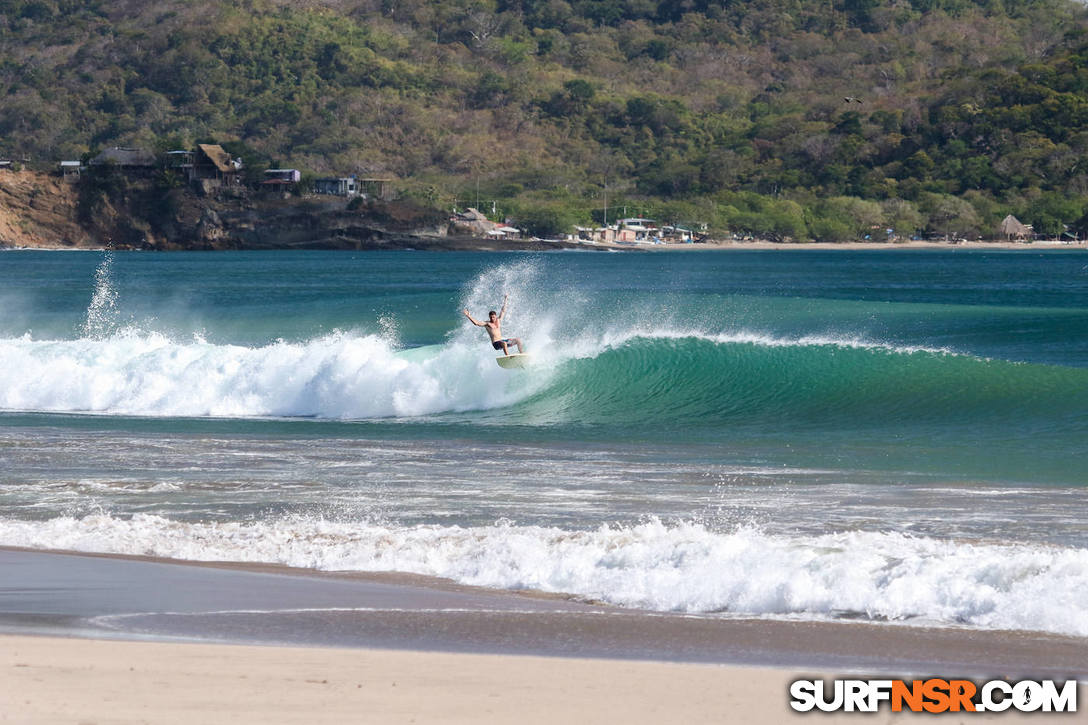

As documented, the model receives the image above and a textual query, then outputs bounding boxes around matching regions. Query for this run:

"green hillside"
[3,0,1088,239]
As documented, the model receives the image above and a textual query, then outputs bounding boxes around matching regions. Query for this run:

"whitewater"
[1,513,1086,637]
[1,249,1086,639]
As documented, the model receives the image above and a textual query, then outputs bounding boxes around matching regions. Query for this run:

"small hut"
[89,147,157,176]
[59,161,83,180]
[1000,215,1033,242]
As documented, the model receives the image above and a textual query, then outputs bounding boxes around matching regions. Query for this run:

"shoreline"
[3,238,1086,252]
[702,239,1088,251]
[2,546,1085,677]
[3,547,1085,723]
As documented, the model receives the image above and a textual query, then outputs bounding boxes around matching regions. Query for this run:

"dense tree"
[2,0,1088,240]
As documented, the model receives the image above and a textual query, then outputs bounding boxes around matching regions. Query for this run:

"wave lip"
[2,514,1085,638]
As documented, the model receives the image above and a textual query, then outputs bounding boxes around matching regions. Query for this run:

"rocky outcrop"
[0,171,94,248]
[0,170,450,250]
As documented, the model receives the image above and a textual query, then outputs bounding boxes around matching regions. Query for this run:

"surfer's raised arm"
[464,298,525,358]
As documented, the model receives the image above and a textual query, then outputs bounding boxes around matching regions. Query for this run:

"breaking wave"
[1,328,1085,432]
[0,513,1085,637]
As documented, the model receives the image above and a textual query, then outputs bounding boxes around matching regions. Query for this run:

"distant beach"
[4,234,1086,252]
[699,239,1088,251]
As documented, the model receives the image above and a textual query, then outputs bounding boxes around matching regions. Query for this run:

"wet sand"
[2,547,1086,677]
[2,547,1085,723]
[2,544,1088,718]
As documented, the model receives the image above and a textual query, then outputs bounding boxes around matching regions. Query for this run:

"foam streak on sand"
[1,514,1086,637]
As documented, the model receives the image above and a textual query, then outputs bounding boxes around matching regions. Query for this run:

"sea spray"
[377,314,400,345]
[80,249,118,338]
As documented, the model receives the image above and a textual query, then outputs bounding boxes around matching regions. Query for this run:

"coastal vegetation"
[3,0,1088,240]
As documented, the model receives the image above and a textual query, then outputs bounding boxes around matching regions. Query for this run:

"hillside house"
[59,161,82,180]
[264,169,301,184]
[313,177,358,196]
[89,147,157,176]
[348,178,392,200]
[192,144,243,186]
[165,150,194,177]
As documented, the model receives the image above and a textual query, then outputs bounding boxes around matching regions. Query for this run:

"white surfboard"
[496,353,531,369]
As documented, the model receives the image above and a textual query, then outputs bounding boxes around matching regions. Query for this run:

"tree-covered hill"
[3,0,1088,240]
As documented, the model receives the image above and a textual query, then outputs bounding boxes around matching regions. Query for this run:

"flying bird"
[843,96,863,103]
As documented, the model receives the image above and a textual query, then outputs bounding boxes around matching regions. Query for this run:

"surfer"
[463,294,524,355]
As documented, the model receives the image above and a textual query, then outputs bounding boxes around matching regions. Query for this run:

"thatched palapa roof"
[1000,214,1033,239]
[197,143,234,173]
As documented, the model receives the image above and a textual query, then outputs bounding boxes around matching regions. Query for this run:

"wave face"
[1,513,1085,637]
[2,330,1086,434]
[519,333,1088,429]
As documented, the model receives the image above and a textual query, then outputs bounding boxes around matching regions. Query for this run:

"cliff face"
[181,198,452,251]
[0,170,451,250]
[0,171,94,248]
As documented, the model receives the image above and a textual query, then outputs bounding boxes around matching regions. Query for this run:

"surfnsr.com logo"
[790,679,1078,713]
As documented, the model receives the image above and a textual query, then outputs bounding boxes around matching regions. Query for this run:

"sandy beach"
[506,237,1088,252]
[9,634,1079,725]
[0,635,813,725]
[700,239,1088,251]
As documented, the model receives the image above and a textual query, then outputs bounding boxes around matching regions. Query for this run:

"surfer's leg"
[500,341,510,355]
[513,338,524,353]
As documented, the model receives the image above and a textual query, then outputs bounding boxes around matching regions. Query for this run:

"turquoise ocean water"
[1,249,1086,636]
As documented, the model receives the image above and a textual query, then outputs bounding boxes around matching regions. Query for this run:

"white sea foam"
[1,514,1085,637]
[0,330,545,418]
